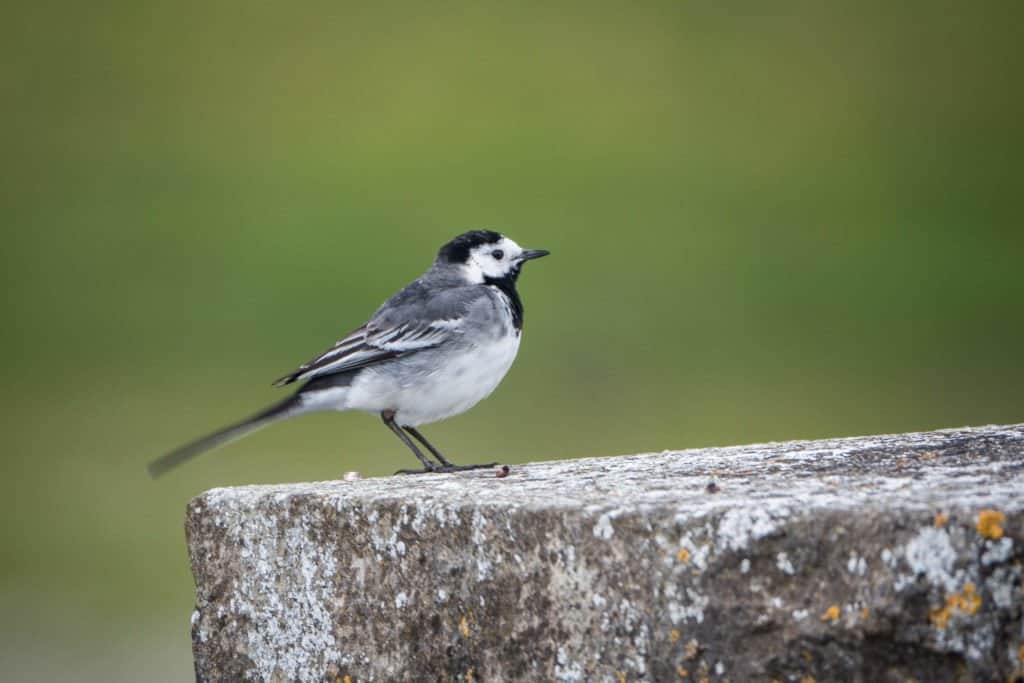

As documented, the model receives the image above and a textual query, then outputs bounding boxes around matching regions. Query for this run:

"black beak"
[518,249,550,263]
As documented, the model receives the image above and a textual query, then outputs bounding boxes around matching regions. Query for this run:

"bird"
[148,229,550,477]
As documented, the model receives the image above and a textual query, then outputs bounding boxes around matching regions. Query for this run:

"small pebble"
[705,481,720,494]
[496,465,510,478]
[343,471,362,481]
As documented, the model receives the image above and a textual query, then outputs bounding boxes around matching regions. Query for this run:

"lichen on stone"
[977,509,1006,539]
[929,582,981,630]
[185,423,1024,682]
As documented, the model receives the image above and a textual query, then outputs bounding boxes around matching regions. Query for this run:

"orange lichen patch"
[802,650,813,664]
[684,639,700,660]
[343,676,352,683]
[820,605,840,623]
[960,584,981,614]
[670,629,681,643]
[800,676,817,683]
[934,511,949,528]
[930,583,982,629]
[616,672,627,683]
[977,509,1006,539]
[459,616,470,638]
[677,548,691,563]
[860,607,870,621]
[930,605,951,629]
[464,668,474,681]
[677,665,688,678]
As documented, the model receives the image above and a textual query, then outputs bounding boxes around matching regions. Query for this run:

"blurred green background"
[2,1,1022,680]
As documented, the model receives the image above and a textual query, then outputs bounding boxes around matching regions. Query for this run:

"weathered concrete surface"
[186,424,1024,682]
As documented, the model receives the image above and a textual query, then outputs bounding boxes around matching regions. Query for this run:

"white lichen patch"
[675,534,711,571]
[985,566,1020,609]
[846,552,867,576]
[215,512,344,681]
[776,552,795,575]
[455,507,500,581]
[475,556,493,582]
[555,646,585,682]
[903,526,958,592]
[471,507,488,545]
[668,588,709,624]
[593,510,618,540]
[981,538,1013,566]
[716,507,782,552]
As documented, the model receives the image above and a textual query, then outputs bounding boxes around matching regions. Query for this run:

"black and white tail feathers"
[147,395,302,478]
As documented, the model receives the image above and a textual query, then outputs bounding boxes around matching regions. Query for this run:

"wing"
[272,318,460,387]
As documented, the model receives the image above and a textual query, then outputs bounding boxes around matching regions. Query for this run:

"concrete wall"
[186,424,1024,682]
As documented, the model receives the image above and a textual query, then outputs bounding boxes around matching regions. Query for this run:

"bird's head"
[436,229,549,284]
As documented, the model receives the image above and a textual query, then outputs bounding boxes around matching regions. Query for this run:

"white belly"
[342,332,522,426]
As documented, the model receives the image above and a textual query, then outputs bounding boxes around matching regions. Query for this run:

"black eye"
[491,250,504,260]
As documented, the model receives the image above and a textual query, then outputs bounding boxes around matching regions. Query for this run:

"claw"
[394,462,498,475]
[438,462,499,473]
[394,467,434,475]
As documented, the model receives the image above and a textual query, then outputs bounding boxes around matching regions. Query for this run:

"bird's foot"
[394,462,499,475]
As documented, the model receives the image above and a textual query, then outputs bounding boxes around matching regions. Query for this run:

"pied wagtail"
[148,230,550,477]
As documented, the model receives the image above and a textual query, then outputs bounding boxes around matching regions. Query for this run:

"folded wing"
[273,319,459,386]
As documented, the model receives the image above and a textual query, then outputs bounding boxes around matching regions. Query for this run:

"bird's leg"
[404,426,498,472]
[403,426,454,466]
[381,410,436,474]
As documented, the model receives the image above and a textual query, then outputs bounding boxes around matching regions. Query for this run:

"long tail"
[148,395,303,478]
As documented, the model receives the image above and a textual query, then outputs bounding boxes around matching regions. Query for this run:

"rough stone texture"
[187,424,1024,682]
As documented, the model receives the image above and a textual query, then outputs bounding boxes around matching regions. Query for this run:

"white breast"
[341,331,522,427]
[331,283,526,426]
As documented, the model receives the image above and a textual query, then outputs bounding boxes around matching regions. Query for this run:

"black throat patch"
[484,272,524,331]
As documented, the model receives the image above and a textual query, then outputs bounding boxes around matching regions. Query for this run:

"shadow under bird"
[148,230,550,477]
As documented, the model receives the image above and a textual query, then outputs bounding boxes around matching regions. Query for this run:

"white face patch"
[461,237,523,283]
